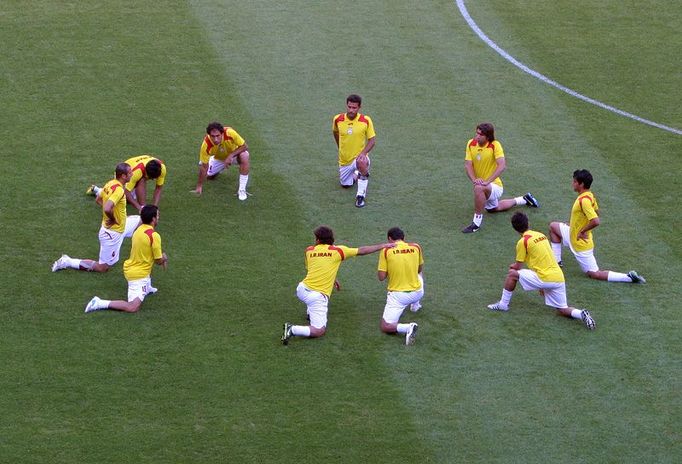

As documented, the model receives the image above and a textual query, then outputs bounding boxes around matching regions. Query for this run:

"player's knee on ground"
[92,263,110,273]
[586,270,602,280]
[309,326,326,337]
[125,299,143,313]
[380,319,397,334]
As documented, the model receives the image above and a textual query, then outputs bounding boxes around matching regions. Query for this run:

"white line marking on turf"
[456,0,682,135]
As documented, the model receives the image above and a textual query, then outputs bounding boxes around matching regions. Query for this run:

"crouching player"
[487,212,595,330]
[85,205,167,313]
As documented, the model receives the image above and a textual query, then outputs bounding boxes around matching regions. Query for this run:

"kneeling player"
[281,226,393,344]
[488,212,595,330]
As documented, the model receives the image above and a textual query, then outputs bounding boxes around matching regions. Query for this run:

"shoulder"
[333,113,345,124]
[578,192,595,204]
[223,127,238,139]
[491,140,504,152]
[466,138,477,148]
[358,114,372,124]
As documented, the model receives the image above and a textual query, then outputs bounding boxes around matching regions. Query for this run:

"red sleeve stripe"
[328,245,345,260]
[523,234,532,251]
[204,135,214,151]
[133,162,146,177]
[144,228,155,245]
[358,114,368,124]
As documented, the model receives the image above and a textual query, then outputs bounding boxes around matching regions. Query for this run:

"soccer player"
[192,121,250,201]
[377,227,424,345]
[488,212,596,330]
[549,169,646,283]
[85,205,168,313]
[461,122,540,233]
[88,155,166,210]
[332,94,376,208]
[52,163,141,273]
[281,226,394,344]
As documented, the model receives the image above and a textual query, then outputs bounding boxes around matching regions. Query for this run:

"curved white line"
[456,0,682,135]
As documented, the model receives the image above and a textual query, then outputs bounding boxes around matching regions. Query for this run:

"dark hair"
[511,212,529,233]
[115,162,130,178]
[146,159,162,179]
[314,226,335,245]
[476,122,495,142]
[206,121,224,134]
[387,227,405,240]
[140,204,159,224]
[346,94,362,105]
[573,169,593,189]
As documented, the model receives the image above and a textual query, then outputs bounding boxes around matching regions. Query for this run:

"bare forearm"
[358,243,392,255]
[152,186,162,206]
[196,164,208,187]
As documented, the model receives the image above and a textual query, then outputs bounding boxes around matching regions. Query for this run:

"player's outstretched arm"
[357,242,395,256]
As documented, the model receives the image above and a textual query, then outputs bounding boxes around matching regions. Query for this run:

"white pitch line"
[456,0,682,135]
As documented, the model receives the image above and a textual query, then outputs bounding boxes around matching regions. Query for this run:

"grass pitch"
[0,1,680,463]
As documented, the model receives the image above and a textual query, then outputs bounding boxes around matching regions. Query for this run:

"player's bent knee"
[93,263,110,273]
[127,299,143,313]
[380,320,396,333]
[309,326,326,337]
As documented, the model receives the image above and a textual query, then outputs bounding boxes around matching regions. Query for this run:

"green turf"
[0,1,679,462]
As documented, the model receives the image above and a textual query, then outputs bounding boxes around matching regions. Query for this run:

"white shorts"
[98,215,141,265]
[206,151,249,176]
[127,276,152,302]
[484,183,504,211]
[557,223,599,273]
[518,269,567,308]
[339,156,371,186]
[382,287,425,324]
[297,282,329,329]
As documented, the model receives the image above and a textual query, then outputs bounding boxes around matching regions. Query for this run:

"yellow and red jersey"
[199,127,246,164]
[123,224,163,281]
[377,240,424,292]
[100,178,127,233]
[125,155,167,190]
[569,191,599,251]
[332,112,376,166]
[516,230,565,283]
[302,244,359,296]
[464,138,504,187]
